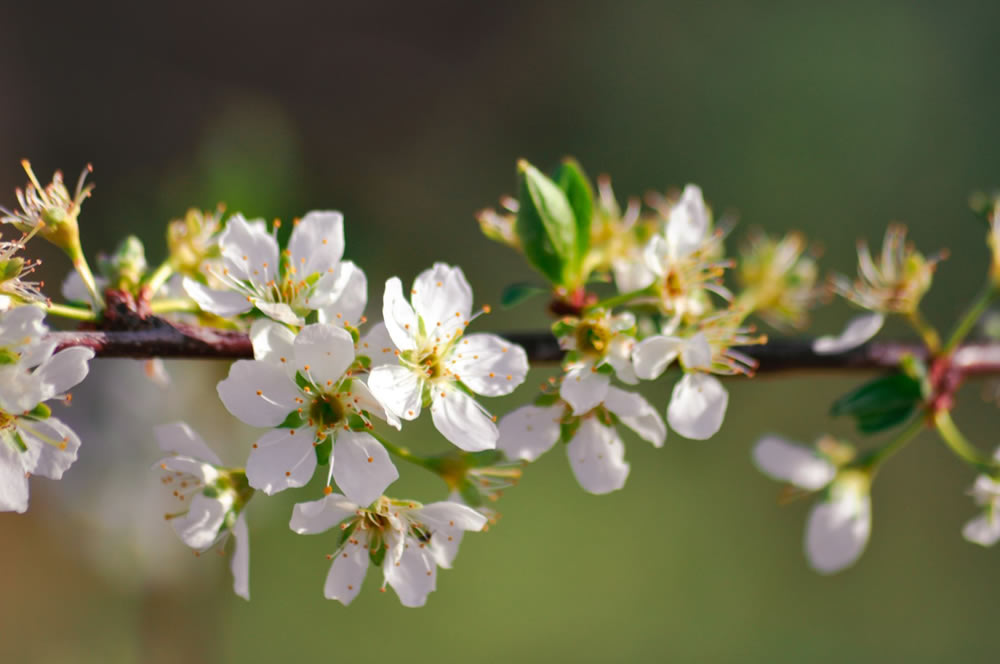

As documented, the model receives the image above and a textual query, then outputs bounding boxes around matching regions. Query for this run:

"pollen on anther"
[289,429,296,435]
[256,390,263,396]
[252,443,258,449]
[285,471,291,477]
[367,456,374,463]
[324,485,333,495]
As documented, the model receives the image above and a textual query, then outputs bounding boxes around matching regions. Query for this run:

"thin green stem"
[934,410,997,475]
[907,308,941,354]
[71,252,104,311]
[149,298,199,315]
[144,260,175,299]
[37,301,99,321]
[943,282,998,354]
[585,284,656,314]
[854,414,926,475]
[367,430,436,472]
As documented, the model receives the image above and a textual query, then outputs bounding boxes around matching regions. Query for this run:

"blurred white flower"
[962,447,1000,547]
[154,421,253,600]
[753,434,871,574]
[290,493,486,607]
[183,211,366,326]
[0,306,93,513]
[217,320,397,503]
[367,263,529,452]
[813,313,885,355]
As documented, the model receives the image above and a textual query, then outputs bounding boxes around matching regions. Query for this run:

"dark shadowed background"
[3,1,1000,662]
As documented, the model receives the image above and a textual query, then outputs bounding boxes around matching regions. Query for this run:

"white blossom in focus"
[753,434,871,574]
[183,211,367,327]
[0,306,93,513]
[154,422,252,600]
[290,493,487,607]
[217,320,397,503]
[367,263,529,452]
[499,386,665,495]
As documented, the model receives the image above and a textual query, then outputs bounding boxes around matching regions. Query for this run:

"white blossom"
[367,263,529,452]
[290,493,487,607]
[962,447,1000,547]
[183,211,367,326]
[557,310,638,415]
[153,422,252,600]
[632,332,728,440]
[752,434,871,574]
[217,320,397,503]
[813,313,885,354]
[499,386,665,495]
[0,306,93,513]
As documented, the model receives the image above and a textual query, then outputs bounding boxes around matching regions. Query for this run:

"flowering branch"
[44,326,1000,375]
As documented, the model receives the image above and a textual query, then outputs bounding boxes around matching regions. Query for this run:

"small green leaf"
[830,372,923,434]
[554,158,594,276]
[501,282,548,309]
[515,160,577,286]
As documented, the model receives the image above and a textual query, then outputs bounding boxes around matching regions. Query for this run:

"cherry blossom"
[153,422,252,600]
[962,447,1000,547]
[290,492,486,607]
[367,263,529,452]
[217,320,397,502]
[555,309,638,415]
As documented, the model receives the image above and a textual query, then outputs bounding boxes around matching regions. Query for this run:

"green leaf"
[554,158,594,276]
[501,282,548,309]
[515,160,577,285]
[830,372,924,434]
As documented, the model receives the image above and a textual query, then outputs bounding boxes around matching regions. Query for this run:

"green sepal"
[594,362,615,375]
[368,539,387,567]
[515,160,577,286]
[315,437,333,465]
[551,318,577,339]
[0,348,20,365]
[458,478,485,508]
[0,257,24,281]
[347,413,368,431]
[202,485,221,499]
[344,322,361,344]
[294,371,311,391]
[26,403,51,420]
[830,372,924,434]
[354,354,372,371]
[534,392,562,407]
[278,410,308,429]
[500,282,548,310]
[553,158,594,280]
[337,520,357,548]
[463,449,504,468]
[560,418,581,444]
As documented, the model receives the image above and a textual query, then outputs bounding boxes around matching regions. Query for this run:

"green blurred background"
[3,1,1000,661]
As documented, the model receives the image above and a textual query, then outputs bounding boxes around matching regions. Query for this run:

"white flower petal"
[315,261,368,326]
[357,322,398,368]
[217,360,300,428]
[560,361,610,415]
[219,214,279,283]
[332,432,399,507]
[667,373,728,440]
[154,422,223,465]
[249,319,296,365]
[172,493,229,550]
[566,418,629,495]
[0,303,47,347]
[0,442,30,513]
[603,386,666,448]
[805,482,871,574]
[416,501,487,533]
[449,333,529,397]
[18,417,81,481]
[612,255,655,293]
[253,300,303,326]
[344,378,397,428]
[963,514,1000,547]
[643,235,670,278]
[752,435,835,491]
[288,210,345,277]
[33,346,94,401]
[245,427,317,495]
[230,512,251,600]
[290,493,359,535]
[430,387,497,452]
[813,313,885,354]
[156,456,219,484]
[325,531,369,605]
[632,335,682,380]
[411,263,473,344]
[680,333,712,371]
[183,278,252,318]
[666,184,709,257]
[382,277,418,351]
[498,405,562,462]
[385,539,437,608]
[606,336,638,385]
[368,365,423,421]
[60,271,107,307]
[292,323,355,387]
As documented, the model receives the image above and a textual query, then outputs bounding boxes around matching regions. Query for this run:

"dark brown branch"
[46,326,1000,375]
